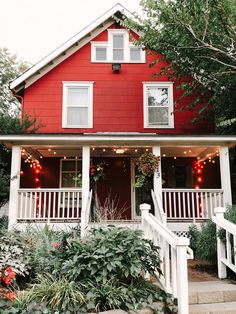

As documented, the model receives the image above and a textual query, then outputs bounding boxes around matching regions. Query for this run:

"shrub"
[188,221,217,264]
[54,226,162,284]
[23,225,66,275]
[0,215,8,231]
[0,229,30,277]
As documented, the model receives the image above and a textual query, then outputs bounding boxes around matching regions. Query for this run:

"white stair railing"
[151,189,167,225]
[212,207,236,279]
[140,203,189,314]
[80,189,93,238]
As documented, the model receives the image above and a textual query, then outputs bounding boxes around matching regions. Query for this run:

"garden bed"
[0,224,177,314]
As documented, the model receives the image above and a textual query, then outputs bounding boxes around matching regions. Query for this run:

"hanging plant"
[134,152,160,188]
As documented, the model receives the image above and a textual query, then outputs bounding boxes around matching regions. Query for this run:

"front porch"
[6,134,233,232]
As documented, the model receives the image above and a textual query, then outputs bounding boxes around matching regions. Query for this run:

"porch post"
[81,146,90,238]
[82,146,90,209]
[219,146,232,207]
[8,145,21,229]
[152,146,162,206]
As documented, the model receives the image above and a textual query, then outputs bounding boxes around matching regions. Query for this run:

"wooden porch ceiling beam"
[1,135,236,147]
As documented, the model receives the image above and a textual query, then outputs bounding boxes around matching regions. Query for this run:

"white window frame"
[62,81,94,128]
[143,82,174,129]
[59,158,82,188]
[91,42,108,62]
[91,29,145,63]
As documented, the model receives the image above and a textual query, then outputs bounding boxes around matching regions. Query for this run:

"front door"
[131,164,154,219]
[95,157,131,219]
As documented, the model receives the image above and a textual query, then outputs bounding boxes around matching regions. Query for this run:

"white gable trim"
[10,4,135,92]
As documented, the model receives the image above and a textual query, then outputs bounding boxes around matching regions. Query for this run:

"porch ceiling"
[22,145,220,159]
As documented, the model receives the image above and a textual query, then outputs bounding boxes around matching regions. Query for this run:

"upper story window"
[62,82,93,128]
[143,82,174,128]
[91,29,145,63]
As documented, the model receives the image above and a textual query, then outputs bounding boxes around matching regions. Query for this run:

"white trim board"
[10,4,136,92]
[0,134,236,147]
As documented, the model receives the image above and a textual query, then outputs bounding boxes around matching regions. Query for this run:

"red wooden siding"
[22,26,214,134]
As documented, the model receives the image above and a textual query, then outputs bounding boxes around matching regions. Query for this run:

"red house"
[2,4,236,233]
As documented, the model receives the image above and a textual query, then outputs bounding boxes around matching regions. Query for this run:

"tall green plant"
[54,226,162,284]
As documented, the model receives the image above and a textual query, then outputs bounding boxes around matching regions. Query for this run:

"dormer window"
[91,29,145,63]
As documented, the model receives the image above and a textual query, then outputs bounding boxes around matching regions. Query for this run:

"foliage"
[135,153,160,188]
[0,229,31,277]
[0,47,41,207]
[188,224,201,257]
[119,0,236,134]
[0,225,177,313]
[28,274,85,313]
[0,215,8,230]
[54,226,162,284]
[188,221,217,264]
[90,161,106,183]
[22,226,63,276]
[94,191,129,221]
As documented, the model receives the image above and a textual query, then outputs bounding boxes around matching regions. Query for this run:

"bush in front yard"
[52,226,162,284]
[0,225,177,313]
[188,221,217,264]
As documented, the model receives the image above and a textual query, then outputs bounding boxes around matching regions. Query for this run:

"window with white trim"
[143,82,174,128]
[91,29,145,63]
[60,159,82,188]
[62,82,93,128]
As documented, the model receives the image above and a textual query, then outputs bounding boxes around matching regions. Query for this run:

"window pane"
[130,47,141,61]
[148,107,169,125]
[67,107,88,126]
[147,88,168,107]
[113,49,124,60]
[68,87,88,107]
[113,35,124,48]
[61,172,76,188]
[62,160,76,171]
[96,47,107,61]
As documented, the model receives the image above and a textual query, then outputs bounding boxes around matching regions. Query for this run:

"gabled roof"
[10,3,134,93]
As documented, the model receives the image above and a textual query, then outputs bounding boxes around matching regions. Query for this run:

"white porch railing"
[163,189,224,221]
[212,207,236,279]
[141,203,189,314]
[17,188,82,222]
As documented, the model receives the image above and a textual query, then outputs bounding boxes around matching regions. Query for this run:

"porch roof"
[1,133,236,147]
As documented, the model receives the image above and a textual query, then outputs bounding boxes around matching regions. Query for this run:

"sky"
[0,0,142,65]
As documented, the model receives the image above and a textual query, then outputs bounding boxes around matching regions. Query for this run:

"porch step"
[189,281,236,314]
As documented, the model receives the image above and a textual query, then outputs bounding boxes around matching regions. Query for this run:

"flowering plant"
[1,267,16,286]
[134,153,160,188]
[90,161,106,182]
[0,266,16,301]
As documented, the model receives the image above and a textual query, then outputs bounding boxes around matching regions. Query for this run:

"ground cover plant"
[0,225,177,313]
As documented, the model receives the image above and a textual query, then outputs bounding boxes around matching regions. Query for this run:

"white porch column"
[219,146,232,207]
[152,146,162,205]
[8,145,21,228]
[82,146,90,209]
[81,146,90,238]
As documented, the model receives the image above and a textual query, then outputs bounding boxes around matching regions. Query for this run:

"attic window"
[91,29,145,63]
